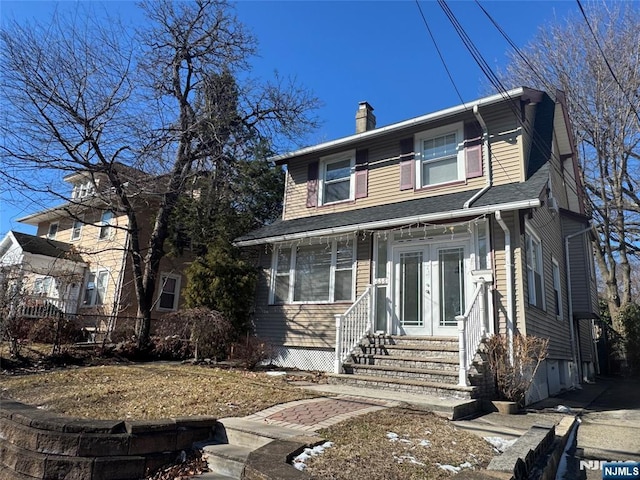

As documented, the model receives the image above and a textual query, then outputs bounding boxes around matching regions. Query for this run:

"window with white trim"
[34,276,54,296]
[47,222,59,240]
[319,151,355,205]
[99,211,113,240]
[157,273,181,311]
[415,122,464,188]
[71,219,83,241]
[525,226,545,309]
[83,270,108,306]
[271,238,355,304]
[72,180,96,200]
[552,258,562,320]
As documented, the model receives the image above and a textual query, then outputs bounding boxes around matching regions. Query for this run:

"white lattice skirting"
[267,347,334,372]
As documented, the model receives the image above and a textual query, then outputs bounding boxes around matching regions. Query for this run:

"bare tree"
[499,2,640,328]
[0,0,319,348]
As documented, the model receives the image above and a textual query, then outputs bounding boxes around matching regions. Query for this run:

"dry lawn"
[0,363,317,420]
[306,408,496,480]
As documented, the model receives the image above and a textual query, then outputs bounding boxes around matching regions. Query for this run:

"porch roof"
[235,163,549,246]
[11,231,84,263]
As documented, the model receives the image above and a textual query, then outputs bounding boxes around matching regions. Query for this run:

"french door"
[393,242,467,336]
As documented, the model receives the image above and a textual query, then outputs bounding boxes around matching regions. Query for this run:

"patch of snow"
[484,436,517,453]
[292,442,334,471]
[266,371,287,376]
[437,463,461,473]
[419,439,431,447]
[395,455,425,466]
[555,405,573,413]
[459,461,473,469]
[386,432,399,441]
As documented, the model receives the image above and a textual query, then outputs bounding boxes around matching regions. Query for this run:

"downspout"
[564,225,592,386]
[464,105,492,208]
[495,210,514,362]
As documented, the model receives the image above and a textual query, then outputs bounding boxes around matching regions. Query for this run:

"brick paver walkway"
[244,395,399,432]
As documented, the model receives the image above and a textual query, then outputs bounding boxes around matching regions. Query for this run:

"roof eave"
[235,198,541,247]
[273,87,531,165]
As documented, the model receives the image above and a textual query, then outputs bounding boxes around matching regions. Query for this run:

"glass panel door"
[434,245,466,335]
[394,246,431,335]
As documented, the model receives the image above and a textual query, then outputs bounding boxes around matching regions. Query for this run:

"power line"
[414,0,466,107]
[576,0,640,123]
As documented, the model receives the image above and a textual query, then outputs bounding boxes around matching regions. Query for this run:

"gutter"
[564,225,593,386]
[495,210,514,362]
[464,105,492,208]
[235,198,541,247]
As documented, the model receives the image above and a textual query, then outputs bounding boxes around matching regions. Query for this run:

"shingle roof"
[236,163,549,245]
[11,231,84,263]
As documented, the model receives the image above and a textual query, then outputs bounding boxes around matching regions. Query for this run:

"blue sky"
[0,0,578,237]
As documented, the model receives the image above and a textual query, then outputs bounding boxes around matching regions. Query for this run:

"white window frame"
[70,218,83,241]
[525,224,545,310]
[47,222,59,240]
[34,276,54,296]
[157,273,181,311]
[319,150,355,205]
[98,211,114,240]
[552,258,563,320]
[414,122,465,189]
[82,269,109,307]
[270,238,356,304]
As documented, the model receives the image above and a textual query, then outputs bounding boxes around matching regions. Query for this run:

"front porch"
[332,270,494,400]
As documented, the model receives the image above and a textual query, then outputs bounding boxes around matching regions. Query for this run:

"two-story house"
[236,87,599,404]
[0,168,189,338]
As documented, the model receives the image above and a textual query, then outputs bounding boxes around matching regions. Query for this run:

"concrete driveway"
[574,377,640,479]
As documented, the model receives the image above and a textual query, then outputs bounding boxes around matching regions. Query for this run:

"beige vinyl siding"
[484,104,525,187]
[251,236,371,349]
[491,211,521,337]
[283,104,525,222]
[520,205,573,360]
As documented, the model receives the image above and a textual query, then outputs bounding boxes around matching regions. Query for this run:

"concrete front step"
[362,342,459,358]
[201,444,251,478]
[366,335,459,348]
[343,363,459,383]
[213,418,307,449]
[351,353,459,372]
[328,373,477,399]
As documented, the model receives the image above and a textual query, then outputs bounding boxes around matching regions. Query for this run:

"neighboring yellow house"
[236,87,599,404]
[0,170,190,338]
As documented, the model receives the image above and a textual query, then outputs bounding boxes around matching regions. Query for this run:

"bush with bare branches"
[486,334,549,406]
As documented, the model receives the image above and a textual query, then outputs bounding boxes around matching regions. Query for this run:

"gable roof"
[235,163,549,246]
[10,231,84,263]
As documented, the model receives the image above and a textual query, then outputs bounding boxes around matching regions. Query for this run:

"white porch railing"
[334,285,373,374]
[13,296,69,318]
[455,277,491,386]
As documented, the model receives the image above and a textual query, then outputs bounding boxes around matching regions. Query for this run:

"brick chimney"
[355,101,376,133]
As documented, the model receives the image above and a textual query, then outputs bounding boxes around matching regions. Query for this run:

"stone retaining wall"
[0,398,216,480]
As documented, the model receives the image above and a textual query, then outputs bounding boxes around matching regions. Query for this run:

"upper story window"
[271,238,355,304]
[320,151,355,205]
[71,219,83,241]
[525,225,545,310]
[157,273,181,311]
[83,270,108,306]
[415,122,465,188]
[34,276,54,296]
[99,211,114,240]
[47,222,59,240]
[72,180,96,200]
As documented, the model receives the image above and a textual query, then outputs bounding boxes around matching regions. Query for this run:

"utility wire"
[414,0,466,107]
[576,0,640,123]
[437,0,582,199]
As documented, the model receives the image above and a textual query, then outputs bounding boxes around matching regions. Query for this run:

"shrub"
[486,333,549,406]
[619,303,640,376]
[27,316,84,354]
[230,335,274,370]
